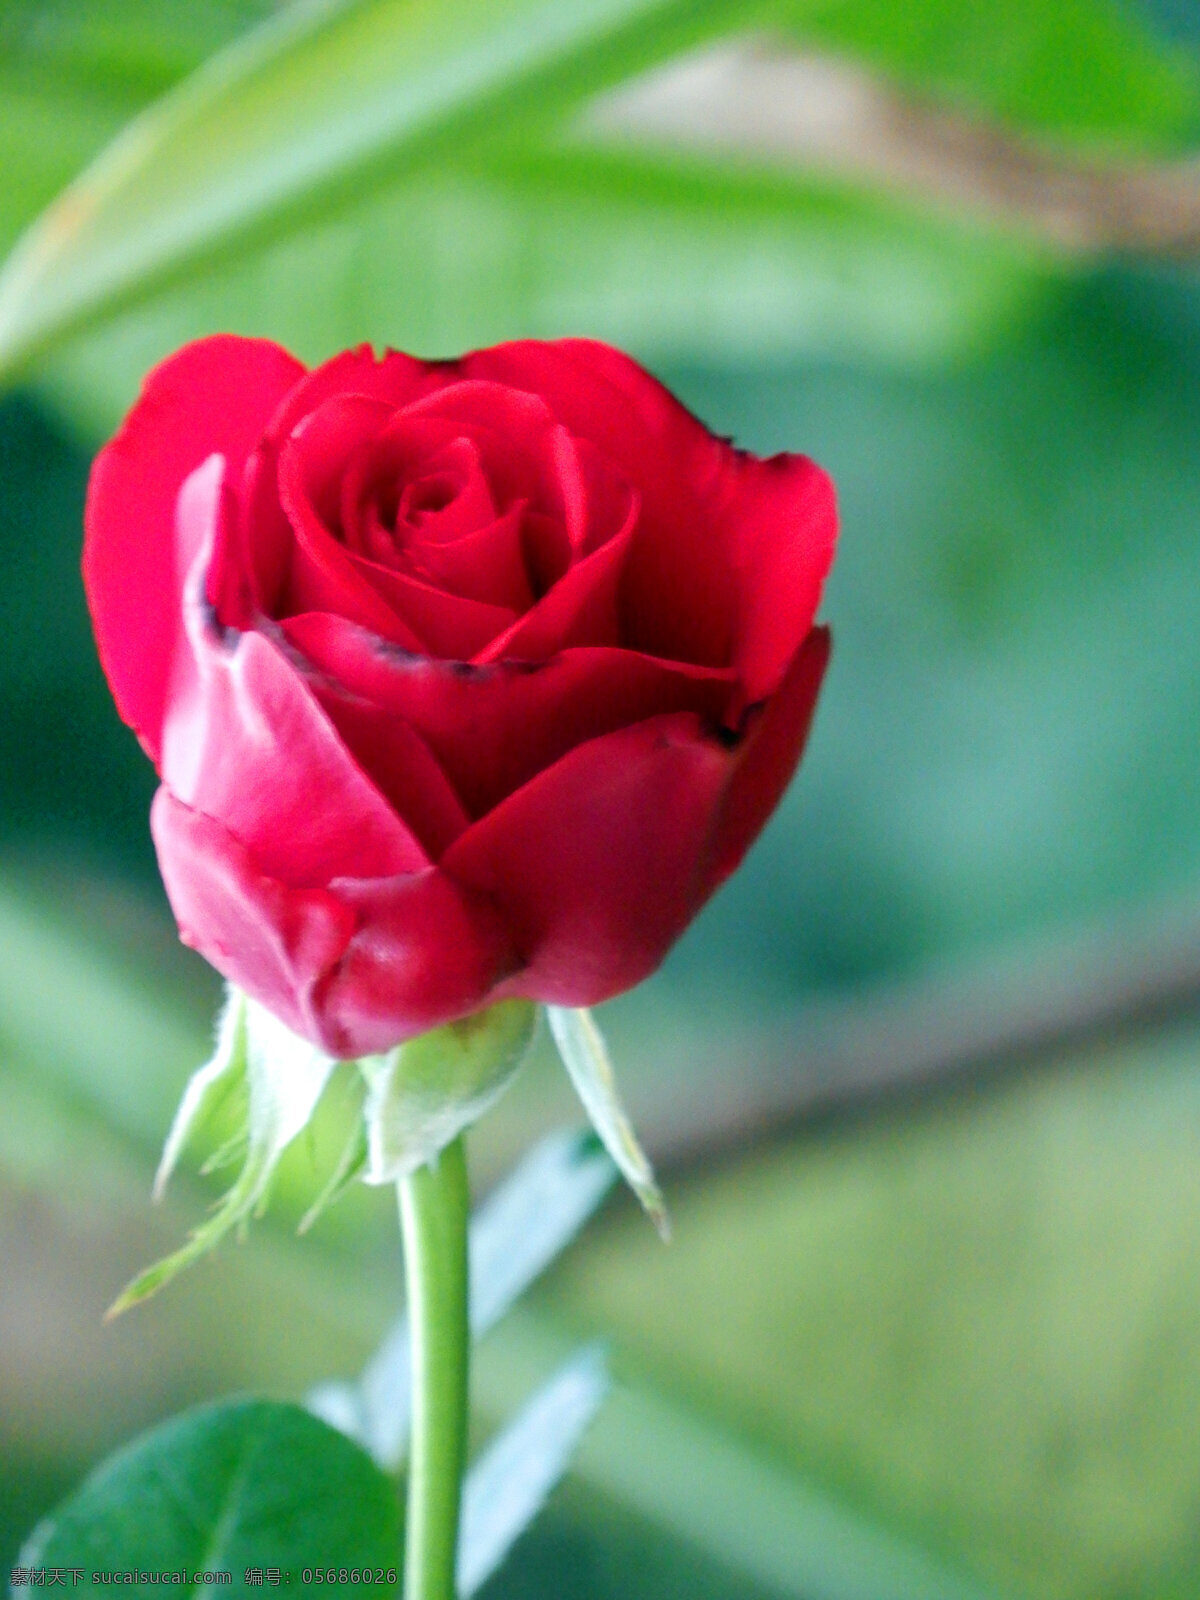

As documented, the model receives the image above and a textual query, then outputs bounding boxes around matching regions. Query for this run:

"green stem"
[398,1136,470,1600]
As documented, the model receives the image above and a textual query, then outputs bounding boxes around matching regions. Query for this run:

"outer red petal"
[152,789,517,1056]
[725,457,837,707]
[707,627,831,891]
[84,335,305,758]
[441,711,736,1004]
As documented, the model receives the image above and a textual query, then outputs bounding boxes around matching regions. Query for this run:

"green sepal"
[360,1000,537,1184]
[546,1005,668,1238]
[109,988,339,1315]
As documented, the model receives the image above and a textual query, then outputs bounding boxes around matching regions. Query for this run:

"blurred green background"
[3,1,1200,1596]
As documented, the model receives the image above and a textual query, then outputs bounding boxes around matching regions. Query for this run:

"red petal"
[462,340,742,669]
[276,404,426,647]
[474,487,637,663]
[304,689,472,858]
[725,455,837,706]
[317,872,519,1055]
[282,613,737,819]
[241,350,451,616]
[162,459,430,886]
[349,558,517,658]
[465,341,838,688]
[263,345,449,444]
[708,627,830,890]
[441,711,736,1004]
[405,381,562,508]
[84,335,305,758]
[408,504,533,612]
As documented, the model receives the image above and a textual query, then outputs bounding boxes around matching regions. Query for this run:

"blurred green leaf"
[35,160,1053,442]
[0,2,275,258]
[0,0,738,379]
[459,1344,608,1595]
[786,0,1200,150]
[546,1020,1200,1600]
[0,878,205,1149]
[3,0,1194,384]
[476,1312,999,1600]
[13,1399,401,1593]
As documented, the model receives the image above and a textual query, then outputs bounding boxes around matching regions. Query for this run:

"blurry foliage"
[3,0,1200,1597]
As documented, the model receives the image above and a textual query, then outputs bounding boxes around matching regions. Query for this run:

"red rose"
[85,336,835,1057]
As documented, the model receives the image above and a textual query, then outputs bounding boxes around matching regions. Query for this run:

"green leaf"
[784,0,1200,152]
[0,0,738,379]
[3,0,1195,384]
[12,1399,401,1594]
[0,2,276,258]
[459,1344,609,1596]
[467,1128,617,1334]
[547,1006,667,1236]
[477,1311,999,1600]
[314,1127,616,1465]
[36,157,1052,446]
[359,999,537,1185]
[109,990,339,1314]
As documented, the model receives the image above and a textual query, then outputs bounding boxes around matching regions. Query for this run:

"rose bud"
[85,336,836,1060]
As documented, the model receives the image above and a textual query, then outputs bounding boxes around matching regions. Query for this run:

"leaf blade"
[0,0,734,378]
[459,1344,609,1596]
[12,1399,401,1591]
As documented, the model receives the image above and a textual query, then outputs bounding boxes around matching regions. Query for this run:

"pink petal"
[152,786,357,1047]
[84,335,304,758]
[162,459,430,886]
[153,791,516,1058]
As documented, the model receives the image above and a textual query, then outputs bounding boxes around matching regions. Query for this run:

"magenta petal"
[84,335,305,759]
[316,872,520,1055]
[162,459,430,886]
[442,712,735,1004]
[152,787,357,1049]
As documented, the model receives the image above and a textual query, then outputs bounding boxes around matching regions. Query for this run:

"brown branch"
[586,39,1200,256]
[636,895,1200,1176]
